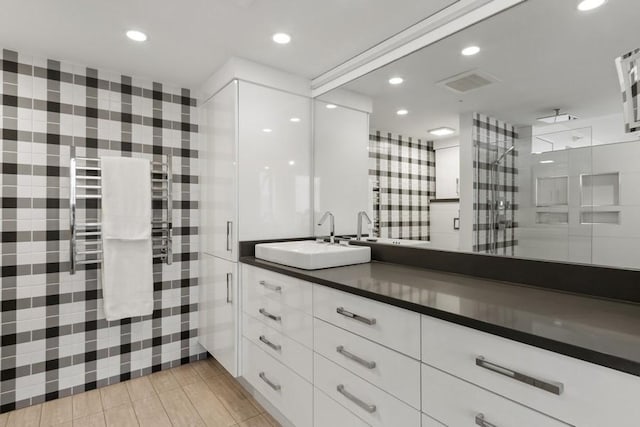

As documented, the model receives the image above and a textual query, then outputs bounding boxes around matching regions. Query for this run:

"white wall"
[314,100,370,236]
[199,56,312,101]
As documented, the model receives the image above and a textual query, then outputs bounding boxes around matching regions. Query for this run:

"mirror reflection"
[314,0,640,270]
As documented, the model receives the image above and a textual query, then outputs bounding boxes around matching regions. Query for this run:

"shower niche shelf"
[536,176,568,207]
[580,210,621,225]
[536,211,569,225]
[580,172,619,207]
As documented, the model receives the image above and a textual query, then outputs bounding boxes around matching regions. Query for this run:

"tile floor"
[0,358,280,427]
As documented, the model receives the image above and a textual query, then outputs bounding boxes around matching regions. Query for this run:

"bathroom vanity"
[235,256,640,427]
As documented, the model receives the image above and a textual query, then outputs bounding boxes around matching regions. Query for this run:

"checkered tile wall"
[0,48,205,413]
[472,113,519,254]
[369,131,435,240]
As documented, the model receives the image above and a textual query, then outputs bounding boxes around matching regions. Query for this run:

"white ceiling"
[342,0,639,139]
[0,0,457,89]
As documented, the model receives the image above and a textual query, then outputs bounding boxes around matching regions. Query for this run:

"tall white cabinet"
[199,79,311,377]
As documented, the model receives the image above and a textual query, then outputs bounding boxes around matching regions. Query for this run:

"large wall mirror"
[313,0,640,270]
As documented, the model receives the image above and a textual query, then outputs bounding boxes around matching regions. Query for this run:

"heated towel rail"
[69,155,173,274]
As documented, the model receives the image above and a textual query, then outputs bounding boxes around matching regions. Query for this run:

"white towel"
[102,239,154,320]
[101,156,151,240]
[100,156,153,321]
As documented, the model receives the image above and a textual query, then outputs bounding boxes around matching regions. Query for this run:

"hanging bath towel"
[100,156,153,321]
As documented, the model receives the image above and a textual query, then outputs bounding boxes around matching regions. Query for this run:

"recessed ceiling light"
[577,0,606,11]
[290,117,301,123]
[461,46,480,56]
[126,30,147,42]
[272,33,291,44]
[540,160,555,164]
[288,160,295,166]
[388,77,404,85]
[326,104,337,109]
[262,128,273,133]
[428,127,456,136]
[396,109,409,116]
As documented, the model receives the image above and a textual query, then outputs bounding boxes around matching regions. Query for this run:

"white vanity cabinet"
[239,264,640,427]
[199,80,312,378]
[421,315,640,427]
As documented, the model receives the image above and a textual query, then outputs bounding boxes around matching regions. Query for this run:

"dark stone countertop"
[240,256,640,377]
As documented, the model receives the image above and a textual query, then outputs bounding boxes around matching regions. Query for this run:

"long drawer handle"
[336,307,376,325]
[259,308,281,322]
[259,280,282,292]
[475,356,564,395]
[259,335,282,351]
[336,345,376,369]
[475,414,498,427]
[259,372,281,391]
[336,384,376,413]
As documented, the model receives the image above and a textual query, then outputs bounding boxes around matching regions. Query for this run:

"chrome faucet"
[356,211,372,240]
[317,211,335,244]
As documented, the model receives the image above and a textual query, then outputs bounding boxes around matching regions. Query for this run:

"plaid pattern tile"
[369,131,435,240]
[472,113,519,254]
[616,47,640,133]
[0,48,206,413]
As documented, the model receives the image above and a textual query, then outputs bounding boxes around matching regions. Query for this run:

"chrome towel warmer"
[69,155,173,274]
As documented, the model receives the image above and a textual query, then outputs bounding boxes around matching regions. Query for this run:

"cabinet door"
[199,254,238,376]
[435,145,460,199]
[202,81,238,261]
[238,81,312,240]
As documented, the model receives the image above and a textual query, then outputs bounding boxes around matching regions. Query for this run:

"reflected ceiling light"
[126,30,147,42]
[288,160,295,166]
[396,109,409,116]
[262,128,273,133]
[428,127,456,136]
[264,166,270,170]
[290,117,301,122]
[540,160,555,164]
[461,46,480,56]
[326,104,337,109]
[537,109,578,124]
[272,33,291,44]
[577,0,606,11]
[388,77,404,85]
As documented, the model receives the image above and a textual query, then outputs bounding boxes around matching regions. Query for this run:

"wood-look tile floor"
[0,359,281,427]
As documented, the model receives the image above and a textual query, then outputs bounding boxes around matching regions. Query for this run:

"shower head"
[493,145,515,165]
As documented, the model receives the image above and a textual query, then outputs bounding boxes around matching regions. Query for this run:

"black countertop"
[240,256,640,377]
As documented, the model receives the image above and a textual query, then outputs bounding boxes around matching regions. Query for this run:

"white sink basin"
[255,240,371,270]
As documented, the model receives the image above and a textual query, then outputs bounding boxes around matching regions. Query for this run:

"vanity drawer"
[313,285,421,359]
[314,353,421,427]
[422,363,569,427]
[314,387,369,427]
[422,413,445,427]
[242,312,312,382]
[242,264,313,314]
[314,318,421,409]
[243,287,313,348]
[421,315,640,427]
[242,338,312,427]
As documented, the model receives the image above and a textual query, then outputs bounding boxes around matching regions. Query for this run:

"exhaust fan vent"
[438,70,498,94]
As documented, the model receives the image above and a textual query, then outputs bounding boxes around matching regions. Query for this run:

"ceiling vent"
[438,69,499,94]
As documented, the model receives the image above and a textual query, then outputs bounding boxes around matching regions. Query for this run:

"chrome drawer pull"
[259,308,281,322]
[475,414,498,427]
[259,372,281,391]
[259,280,282,292]
[475,356,564,395]
[259,335,282,351]
[336,307,376,325]
[336,384,376,413]
[336,345,376,369]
